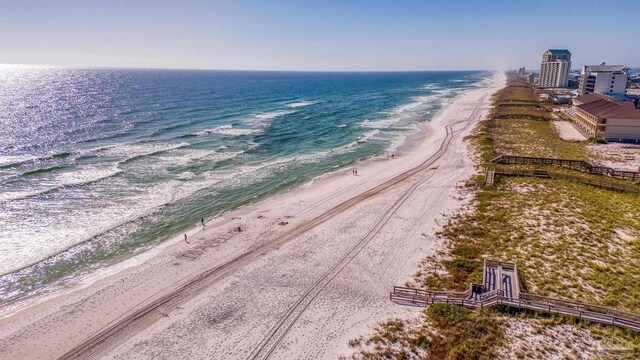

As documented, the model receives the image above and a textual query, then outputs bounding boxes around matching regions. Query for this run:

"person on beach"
[201,217,205,226]
[355,170,358,176]
[184,234,189,244]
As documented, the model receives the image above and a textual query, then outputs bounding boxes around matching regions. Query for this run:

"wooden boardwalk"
[491,155,640,181]
[487,168,640,193]
[390,259,640,332]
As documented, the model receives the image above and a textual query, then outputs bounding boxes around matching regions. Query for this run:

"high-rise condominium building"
[579,63,629,96]
[539,49,571,88]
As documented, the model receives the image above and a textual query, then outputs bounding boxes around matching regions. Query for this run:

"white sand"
[0,74,505,360]
[589,142,640,171]
[552,120,587,142]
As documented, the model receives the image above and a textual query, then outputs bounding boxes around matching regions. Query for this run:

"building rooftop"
[577,99,640,119]
[574,93,604,105]
[583,64,628,72]
[546,49,571,55]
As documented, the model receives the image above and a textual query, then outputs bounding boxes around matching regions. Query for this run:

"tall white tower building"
[539,49,571,88]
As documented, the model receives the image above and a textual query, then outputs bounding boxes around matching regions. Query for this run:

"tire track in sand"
[60,98,484,360]
[247,99,485,360]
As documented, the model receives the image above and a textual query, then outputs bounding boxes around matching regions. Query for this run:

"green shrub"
[427,303,468,325]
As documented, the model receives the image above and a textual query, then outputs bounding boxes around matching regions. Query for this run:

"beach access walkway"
[484,168,640,192]
[390,259,640,332]
[490,155,640,181]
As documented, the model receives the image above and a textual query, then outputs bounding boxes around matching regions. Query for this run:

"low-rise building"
[571,94,640,142]
[548,94,572,104]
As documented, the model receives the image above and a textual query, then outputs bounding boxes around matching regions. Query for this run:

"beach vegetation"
[415,75,640,354]
[347,305,504,360]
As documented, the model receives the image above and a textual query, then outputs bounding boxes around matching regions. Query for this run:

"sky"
[1,0,638,71]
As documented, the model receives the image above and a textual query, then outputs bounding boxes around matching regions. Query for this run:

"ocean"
[0,68,491,304]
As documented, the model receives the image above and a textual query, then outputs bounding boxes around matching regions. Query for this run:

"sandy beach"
[0,74,505,360]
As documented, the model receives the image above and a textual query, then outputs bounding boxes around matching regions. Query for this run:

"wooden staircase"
[390,259,640,332]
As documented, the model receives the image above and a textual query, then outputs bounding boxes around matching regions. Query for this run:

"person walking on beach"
[184,234,189,244]
[201,217,205,226]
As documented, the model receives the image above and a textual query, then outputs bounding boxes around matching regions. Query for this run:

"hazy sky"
[1,0,638,71]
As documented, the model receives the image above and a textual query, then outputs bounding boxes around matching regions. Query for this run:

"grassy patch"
[347,305,504,360]
[490,118,591,159]
[426,305,504,360]
[425,177,640,310]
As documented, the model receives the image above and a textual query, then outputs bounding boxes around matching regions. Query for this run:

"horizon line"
[0,63,499,73]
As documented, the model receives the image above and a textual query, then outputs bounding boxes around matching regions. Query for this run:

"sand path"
[0,74,504,360]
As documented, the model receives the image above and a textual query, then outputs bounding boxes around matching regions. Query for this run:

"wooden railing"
[390,288,640,332]
[390,286,469,300]
[519,293,640,323]
[491,155,640,181]
[485,259,515,269]
[490,168,640,193]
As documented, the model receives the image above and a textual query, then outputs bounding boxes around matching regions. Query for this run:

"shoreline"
[0,79,475,318]
[0,73,505,359]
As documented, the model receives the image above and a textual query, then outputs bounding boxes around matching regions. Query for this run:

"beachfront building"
[526,73,535,84]
[539,49,571,88]
[518,67,526,75]
[571,94,640,142]
[579,63,629,96]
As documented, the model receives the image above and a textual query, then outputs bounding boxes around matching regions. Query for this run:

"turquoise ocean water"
[0,68,491,304]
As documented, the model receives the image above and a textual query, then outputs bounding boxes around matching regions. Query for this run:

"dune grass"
[345,305,504,360]
[490,119,590,159]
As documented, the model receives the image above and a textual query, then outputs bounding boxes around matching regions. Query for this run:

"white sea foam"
[92,142,191,163]
[357,129,381,143]
[0,165,123,203]
[229,141,358,180]
[361,94,439,130]
[0,154,39,167]
[433,88,455,97]
[286,101,318,108]
[153,149,244,170]
[395,95,439,114]
[251,110,297,124]
[0,172,229,274]
[177,171,196,180]
[215,127,260,136]
[192,125,259,137]
[361,118,400,129]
